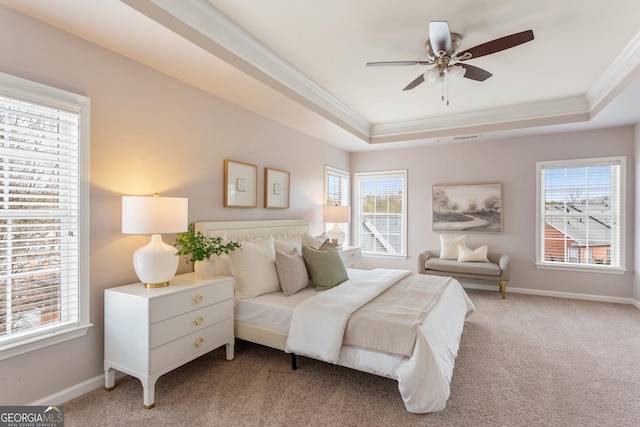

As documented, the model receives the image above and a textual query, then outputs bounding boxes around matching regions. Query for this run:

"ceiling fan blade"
[403,73,426,91]
[429,21,451,55]
[458,30,534,60]
[459,63,492,81]
[366,60,432,67]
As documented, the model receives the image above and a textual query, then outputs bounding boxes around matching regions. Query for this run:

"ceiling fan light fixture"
[424,67,441,82]
[448,65,466,78]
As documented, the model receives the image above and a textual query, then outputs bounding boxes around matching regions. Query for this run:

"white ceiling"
[3,0,640,152]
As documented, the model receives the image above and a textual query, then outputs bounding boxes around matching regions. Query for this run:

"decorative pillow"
[275,248,310,296]
[457,244,489,262]
[213,253,232,276]
[302,240,348,291]
[274,238,302,254]
[440,234,467,260]
[227,236,280,299]
[301,232,329,249]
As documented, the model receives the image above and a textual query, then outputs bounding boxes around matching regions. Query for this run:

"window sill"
[362,253,408,260]
[0,323,93,361]
[535,262,626,275]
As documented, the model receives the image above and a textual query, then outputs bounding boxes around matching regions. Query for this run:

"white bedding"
[236,268,475,413]
[286,268,411,362]
[235,286,316,333]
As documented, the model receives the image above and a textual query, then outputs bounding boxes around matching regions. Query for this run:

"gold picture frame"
[224,159,258,208]
[264,167,290,209]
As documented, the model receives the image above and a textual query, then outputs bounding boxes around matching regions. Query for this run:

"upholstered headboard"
[194,219,309,243]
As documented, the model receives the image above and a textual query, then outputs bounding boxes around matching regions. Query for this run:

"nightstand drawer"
[150,281,233,324]
[150,298,233,348]
[150,317,234,373]
[339,247,361,269]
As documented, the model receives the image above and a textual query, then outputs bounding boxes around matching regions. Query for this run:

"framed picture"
[224,159,257,208]
[264,167,290,209]
[432,183,502,232]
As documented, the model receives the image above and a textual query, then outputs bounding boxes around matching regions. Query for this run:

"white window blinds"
[0,74,90,358]
[325,166,349,207]
[536,157,625,272]
[355,170,407,257]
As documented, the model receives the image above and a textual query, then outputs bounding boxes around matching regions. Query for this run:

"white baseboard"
[30,371,127,406]
[461,282,638,307]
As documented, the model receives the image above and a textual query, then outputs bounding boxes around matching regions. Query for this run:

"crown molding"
[124,0,638,147]
[129,0,371,138]
[368,96,591,143]
[587,28,640,116]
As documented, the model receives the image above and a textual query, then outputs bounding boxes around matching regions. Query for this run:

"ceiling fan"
[367,21,534,97]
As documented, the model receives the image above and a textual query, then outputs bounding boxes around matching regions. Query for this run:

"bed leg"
[291,354,297,370]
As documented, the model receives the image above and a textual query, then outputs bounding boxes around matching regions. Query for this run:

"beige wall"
[635,122,640,303]
[0,7,348,405]
[352,127,635,299]
[1,5,638,407]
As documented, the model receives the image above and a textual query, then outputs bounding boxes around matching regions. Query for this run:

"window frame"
[535,156,626,274]
[0,72,91,360]
[324,165,350,244]
[354,169,407,259]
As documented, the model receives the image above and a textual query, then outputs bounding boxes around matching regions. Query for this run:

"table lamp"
[122,194,188,287]
[323,205,351,246]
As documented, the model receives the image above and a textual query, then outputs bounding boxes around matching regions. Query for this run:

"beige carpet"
[64,289,640,426]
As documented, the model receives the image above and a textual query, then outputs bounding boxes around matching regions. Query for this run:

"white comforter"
[285,268,475,413]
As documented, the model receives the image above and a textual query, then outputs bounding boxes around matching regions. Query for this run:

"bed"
[195,219,475,413]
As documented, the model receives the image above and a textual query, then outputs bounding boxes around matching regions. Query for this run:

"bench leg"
[499,280,507,299]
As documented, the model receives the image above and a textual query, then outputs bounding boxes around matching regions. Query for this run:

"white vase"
[193,259,216,281]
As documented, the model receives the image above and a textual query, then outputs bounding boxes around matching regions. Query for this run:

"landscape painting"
[432,183,502,232]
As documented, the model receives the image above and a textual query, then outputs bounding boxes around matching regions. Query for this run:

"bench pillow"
[458,244,489,262]
[440,234,466,260]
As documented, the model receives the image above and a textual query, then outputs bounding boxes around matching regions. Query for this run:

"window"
[0,72,91,360]
[535,156,625,273]
[354,170,407,257]
[325,166,350,243]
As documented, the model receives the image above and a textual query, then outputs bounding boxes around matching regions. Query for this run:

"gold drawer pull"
[193,316,204,326]
[192,294,203,304]
[349,253,355,258]
[193,337,204,348]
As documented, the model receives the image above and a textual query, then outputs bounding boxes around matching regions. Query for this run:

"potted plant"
[174,223,241,280]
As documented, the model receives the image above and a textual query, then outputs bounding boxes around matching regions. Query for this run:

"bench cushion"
[424,257,501,277]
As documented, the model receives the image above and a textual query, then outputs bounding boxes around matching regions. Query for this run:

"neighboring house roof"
[545,204,611,247]
[360,215,402,253]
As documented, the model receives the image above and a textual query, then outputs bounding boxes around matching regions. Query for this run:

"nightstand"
[338,246,362,268]
[104,273,234,409]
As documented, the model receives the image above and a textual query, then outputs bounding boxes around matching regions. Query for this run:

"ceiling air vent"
[436,134,481,144]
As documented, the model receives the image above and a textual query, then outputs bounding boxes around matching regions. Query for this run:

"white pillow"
[275,247,310,296]
[227,236,280,299]
[301,232,329,248]
[457,244,489,262]
[274,238,302,254]
[440,234,466,260]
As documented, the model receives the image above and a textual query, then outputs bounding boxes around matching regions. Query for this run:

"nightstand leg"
[225,341,234,360]
[104,368,115,391]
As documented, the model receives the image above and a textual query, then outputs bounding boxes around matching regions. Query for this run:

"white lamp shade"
[323,206,351,224]
[122,196,188,234]
[122,195,188,287]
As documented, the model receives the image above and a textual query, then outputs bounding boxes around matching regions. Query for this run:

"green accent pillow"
[302,240,349,291]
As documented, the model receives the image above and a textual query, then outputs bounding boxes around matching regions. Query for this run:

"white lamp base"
[133,234,179,287]
[326,223,346,246]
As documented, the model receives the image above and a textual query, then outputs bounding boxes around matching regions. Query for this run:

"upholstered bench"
[418,250,510,298]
